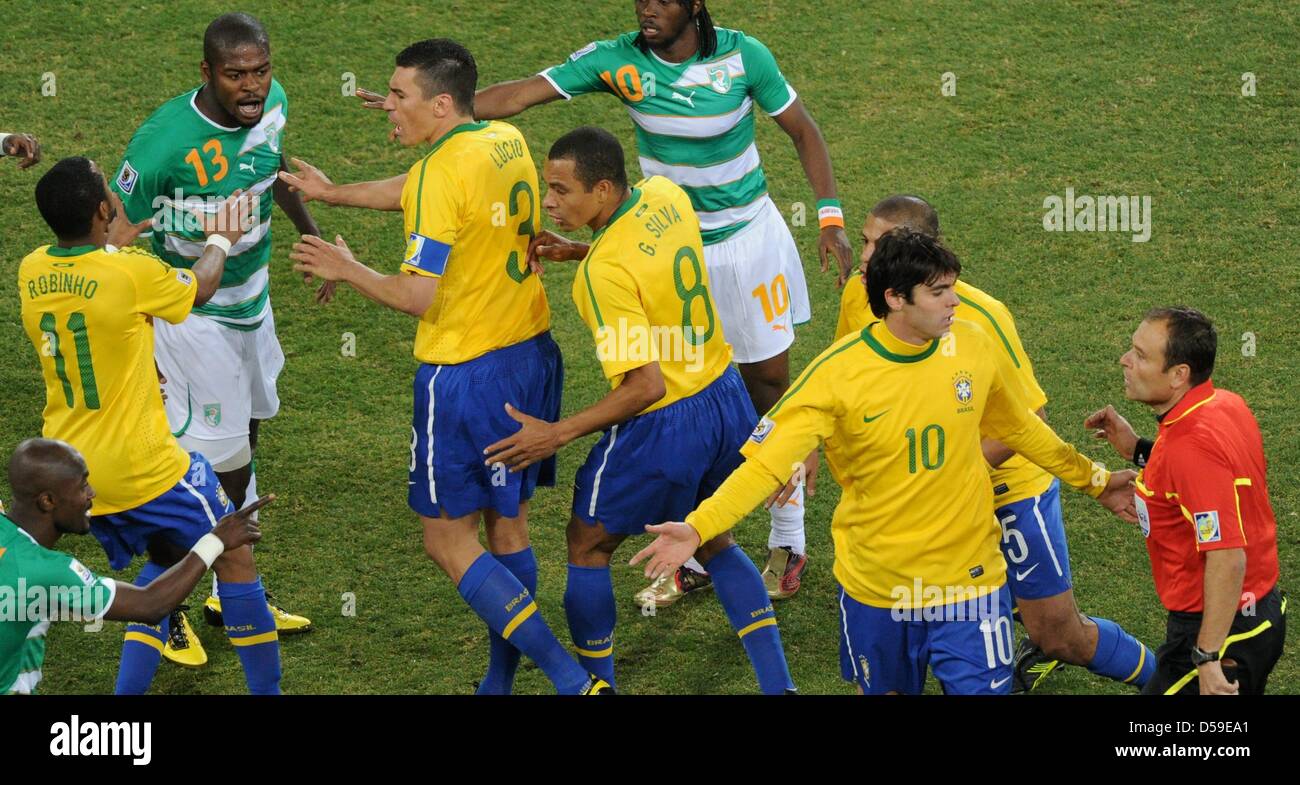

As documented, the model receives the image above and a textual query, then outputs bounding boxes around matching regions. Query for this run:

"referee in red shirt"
[1087,306,1285,694]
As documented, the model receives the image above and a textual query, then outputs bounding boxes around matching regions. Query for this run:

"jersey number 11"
[40,311,100,409]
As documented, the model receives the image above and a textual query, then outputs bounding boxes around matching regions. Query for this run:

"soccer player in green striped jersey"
[109,12,317,664]
[461,0,852,606]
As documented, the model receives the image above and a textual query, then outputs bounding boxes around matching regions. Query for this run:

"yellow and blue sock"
[114,560,169,695]
[563,564,616,688]
[476,546,538,695]
[1088,615,1155,688]
[458,552,590,695]
[703,545,795,695]
[218,577,281,695]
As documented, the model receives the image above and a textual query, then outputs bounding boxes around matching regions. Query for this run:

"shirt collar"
[1159,380,1216,428]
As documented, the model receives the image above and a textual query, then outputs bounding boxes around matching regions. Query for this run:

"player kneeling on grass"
[633,229,1138,694]
[484,127,795,694]
[2,439,268,695]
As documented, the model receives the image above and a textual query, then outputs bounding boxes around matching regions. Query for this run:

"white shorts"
[703,196,811,364]
[154,306,284,468]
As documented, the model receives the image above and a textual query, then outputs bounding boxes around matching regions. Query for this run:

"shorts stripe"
[124,631,164,652]
[1162,616,1278,695]
[426,366,442,505]
[230,630,279,647]
[737,617,777,639]
[178,478,219,528]
[840,587,858,681]
[587,424,619,518]
[1124,644,1148,684]
[502,601,538,640]
[1033,493,1064,577]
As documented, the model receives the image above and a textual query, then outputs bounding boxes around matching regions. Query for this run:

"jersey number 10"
[40,312,99,409]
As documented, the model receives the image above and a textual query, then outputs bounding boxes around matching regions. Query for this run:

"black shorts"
[1142,585,1287,695]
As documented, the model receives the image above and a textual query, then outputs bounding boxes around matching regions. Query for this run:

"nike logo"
[990,676,1011,690]
[1014,563,1039,581]
[862,410,890,423]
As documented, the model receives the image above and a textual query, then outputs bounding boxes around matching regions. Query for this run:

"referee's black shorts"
[1143,585,1287,695]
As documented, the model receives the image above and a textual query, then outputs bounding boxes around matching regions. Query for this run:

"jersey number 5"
[40,312,100,409]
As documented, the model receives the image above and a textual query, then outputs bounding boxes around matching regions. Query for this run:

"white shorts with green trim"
[703,196,811,364]
[154,305,284,467]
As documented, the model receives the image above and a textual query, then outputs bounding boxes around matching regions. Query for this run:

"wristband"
[0,133,10,156]
[205,234,232,254]
[817,198,845,229]
[1132,437,1154,467]
[191,533,225,568]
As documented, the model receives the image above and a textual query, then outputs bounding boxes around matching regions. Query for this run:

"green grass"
[0,0,1294,694]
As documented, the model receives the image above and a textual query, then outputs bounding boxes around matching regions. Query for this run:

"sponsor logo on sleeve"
[116,161,139,195]
[68,559,95,586]
[749,416,775,445]
[1194,510,1221,544]
[570,42,597,61]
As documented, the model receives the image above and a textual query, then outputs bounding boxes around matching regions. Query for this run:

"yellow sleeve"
[687,364,839,540]
[584,262,656,381]
[835,279,870,341]
[400,157,463,278]
[979,335,1106,496]
[990,299,1048,411]
[121,248,197,324]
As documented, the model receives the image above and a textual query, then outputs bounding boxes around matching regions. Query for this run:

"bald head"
[8,438,87,504]
[870,195,940,239]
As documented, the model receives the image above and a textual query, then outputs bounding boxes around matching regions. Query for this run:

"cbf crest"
[952,371,974,410]
[707,64,732,94]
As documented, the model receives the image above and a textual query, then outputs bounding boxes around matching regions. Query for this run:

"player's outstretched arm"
[483,362,667,471]
[474,75,564,120]
[186,189,255,306]
[771,100,854,285]
[278,157,405,211]
[290,234,439,316]
[104,496,271,624]
[1,131,42,169]
[1084,404,1142,461]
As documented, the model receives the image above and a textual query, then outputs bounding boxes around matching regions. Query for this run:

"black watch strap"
[1190,646,1220,666]
[1133,437,1154,467]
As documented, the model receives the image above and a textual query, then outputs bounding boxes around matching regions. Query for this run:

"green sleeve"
[28,549,116,622]
[539,39,622,99]
[741,34,797,115]
[111,126,167,225]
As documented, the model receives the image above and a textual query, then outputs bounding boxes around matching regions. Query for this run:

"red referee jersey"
[1134,381,1280,612]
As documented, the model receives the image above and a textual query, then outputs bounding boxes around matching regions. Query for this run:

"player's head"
[635,0,717,58]
[7,438,95,536]
[866,228,961,340]
[34,157,115,243]
[200,13,273,127]
[542,127,630,232]
[1122,306,1217,407]
[386,39,477,146]
[860,195,940,275]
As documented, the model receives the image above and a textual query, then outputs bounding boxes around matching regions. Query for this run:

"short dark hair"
[35,157,107,240]
[548,127,628,191]
[866,228,962,318]
[635,1,717,59]
[395,39,477,113]
[1144,306,1217,386]
[203,12,270,66]
[871,194,940,238]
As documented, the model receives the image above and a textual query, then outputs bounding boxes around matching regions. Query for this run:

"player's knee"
[565,517,616,566]
[1034,614,1093,664]
[213,544,257,582]
[695,532,735,563]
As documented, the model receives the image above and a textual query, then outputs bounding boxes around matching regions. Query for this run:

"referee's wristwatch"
[1190,646,1221,666]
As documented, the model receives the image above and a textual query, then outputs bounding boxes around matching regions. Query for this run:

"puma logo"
[671,90,696,107]
[239,161,256,174]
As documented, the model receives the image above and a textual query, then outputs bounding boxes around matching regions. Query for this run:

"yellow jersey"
[838,277,1054,505]
[399,120,550,365]
[18,244,197,515]
[572,176,732,413]
[687,317,1107,607]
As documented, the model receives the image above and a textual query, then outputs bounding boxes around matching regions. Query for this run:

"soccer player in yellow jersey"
[18,156,284,694]
[285,40,606,695]
[480,127,793,693]
[634,228,1138,694]
[834,196,1155,693]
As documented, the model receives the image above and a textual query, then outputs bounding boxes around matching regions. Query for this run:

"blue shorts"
[409,331,562,520]
[572,366,755,536]
[838,584,1015,695]
[90,452,234,571]
[997,479,1073,601]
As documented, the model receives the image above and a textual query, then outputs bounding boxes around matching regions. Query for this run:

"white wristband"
[191,533,225,568]
[205,234,232,254]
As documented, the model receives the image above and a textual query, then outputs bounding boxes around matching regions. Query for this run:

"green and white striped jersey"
[111,80,289,330]
[541,28,797,245]
[0,514,116,695]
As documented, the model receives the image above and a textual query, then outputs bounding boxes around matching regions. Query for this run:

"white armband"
[190,533,225,568]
